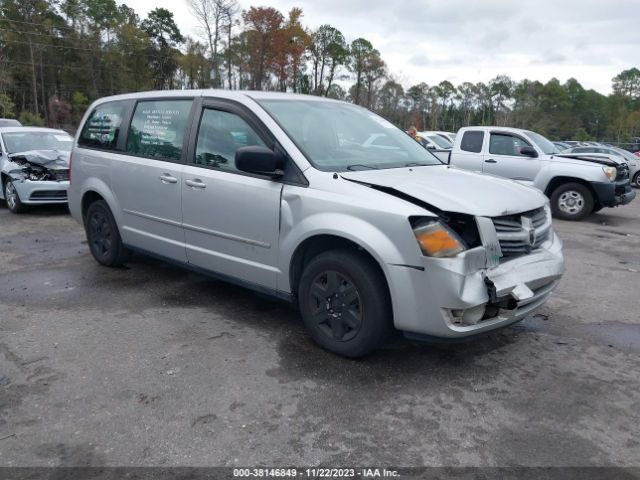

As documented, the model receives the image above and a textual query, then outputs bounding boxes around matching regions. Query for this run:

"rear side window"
[78,101,127,150]
[126,100,192,161]
[460,131,484,153]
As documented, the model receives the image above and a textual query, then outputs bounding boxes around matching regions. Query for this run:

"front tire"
[3,179,27,214]
[298,249,392,358]
[550,183,594,221]
[633,172,640,189]
[84,200,130,267]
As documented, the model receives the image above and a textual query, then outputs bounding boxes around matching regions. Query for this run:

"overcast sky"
[126,0,639,94]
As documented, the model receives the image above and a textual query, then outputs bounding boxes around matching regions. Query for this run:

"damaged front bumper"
[7,176,69,204]
[591,180,636,207]
[387,230,564,338]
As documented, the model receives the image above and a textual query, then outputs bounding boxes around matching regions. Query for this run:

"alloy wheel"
[88,211,113,257]
[5,181,17,210]
[308,270,363,342]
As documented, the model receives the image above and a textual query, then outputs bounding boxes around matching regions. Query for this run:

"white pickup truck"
[448,126,636,220]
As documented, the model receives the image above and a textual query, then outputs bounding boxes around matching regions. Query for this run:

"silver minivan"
[69,90,564,357]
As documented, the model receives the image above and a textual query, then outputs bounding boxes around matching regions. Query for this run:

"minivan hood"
[340,165,546,217]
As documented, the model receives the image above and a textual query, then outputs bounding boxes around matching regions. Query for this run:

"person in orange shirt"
[407,125,425,146]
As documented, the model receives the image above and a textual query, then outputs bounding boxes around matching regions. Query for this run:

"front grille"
[492,207,551,258]
[29,190,68,200]
[53,169,70,181]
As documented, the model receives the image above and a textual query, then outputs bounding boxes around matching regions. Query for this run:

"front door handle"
[159,173,178,184]
[485,159,497,163]
[185,179,207,189]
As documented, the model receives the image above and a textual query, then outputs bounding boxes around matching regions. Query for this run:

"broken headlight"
[411,218,466,258]
[25,168,51,181]
[13,158,53,181]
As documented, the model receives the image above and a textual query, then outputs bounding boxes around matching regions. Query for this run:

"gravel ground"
[0,197,639,468]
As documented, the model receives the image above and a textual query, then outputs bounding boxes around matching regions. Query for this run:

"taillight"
[69,152,73,184]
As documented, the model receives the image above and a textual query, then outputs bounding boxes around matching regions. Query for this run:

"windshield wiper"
[403,162,440,167]
[346,164,379,171]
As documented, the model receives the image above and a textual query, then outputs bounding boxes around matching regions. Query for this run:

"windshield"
[257,99,443,171]
[2,131,73,154]
[525,130,559,155]
[427,134,453,149]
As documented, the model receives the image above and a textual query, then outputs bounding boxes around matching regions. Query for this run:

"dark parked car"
[624,144,640,154]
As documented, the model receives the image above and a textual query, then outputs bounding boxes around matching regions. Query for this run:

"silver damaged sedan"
[1,127,73,213]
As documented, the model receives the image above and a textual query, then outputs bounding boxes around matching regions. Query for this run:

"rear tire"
[84,200,130,267]
[298,249,392,358]
[550,183,593,221]
[3,179,27,214]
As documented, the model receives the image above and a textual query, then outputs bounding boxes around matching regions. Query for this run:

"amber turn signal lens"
[413,221,465,257]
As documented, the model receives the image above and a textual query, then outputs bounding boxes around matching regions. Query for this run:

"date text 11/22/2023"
[232,468,400,477]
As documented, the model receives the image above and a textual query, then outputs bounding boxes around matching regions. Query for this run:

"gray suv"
[69,91,564,357]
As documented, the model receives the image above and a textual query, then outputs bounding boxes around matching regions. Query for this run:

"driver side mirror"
[236,146,285,178]
[520,146,538,158]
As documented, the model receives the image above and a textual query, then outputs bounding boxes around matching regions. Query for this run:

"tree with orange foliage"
[285,8,312,93]
[242,6,284,90]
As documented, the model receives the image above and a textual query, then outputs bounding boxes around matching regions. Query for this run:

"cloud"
[534,52,567,64]
[125,0,639,94]
[408,53,430,67]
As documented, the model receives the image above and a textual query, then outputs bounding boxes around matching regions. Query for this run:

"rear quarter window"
[126,99,193,161]
[78,101,127,150]
[460,131,484,153]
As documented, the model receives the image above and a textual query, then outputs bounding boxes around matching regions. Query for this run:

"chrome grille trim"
[492,207,552,258]
[29,190,68,200]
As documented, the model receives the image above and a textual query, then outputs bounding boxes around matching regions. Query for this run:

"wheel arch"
[288,234,392,302]
[81,190,106,221]
[76,177,121,225]
[544,176,598,201]
[0,172,8,198]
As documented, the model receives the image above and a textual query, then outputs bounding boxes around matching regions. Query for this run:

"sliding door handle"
[159,174,178,184]
[185,179,207,189]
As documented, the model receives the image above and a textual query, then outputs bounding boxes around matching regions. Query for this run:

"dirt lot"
[0,197,639,468]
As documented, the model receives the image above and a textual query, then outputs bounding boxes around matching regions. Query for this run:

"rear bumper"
[591,180,636,207]
[12,178,69,204]
[387,231,564,338]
